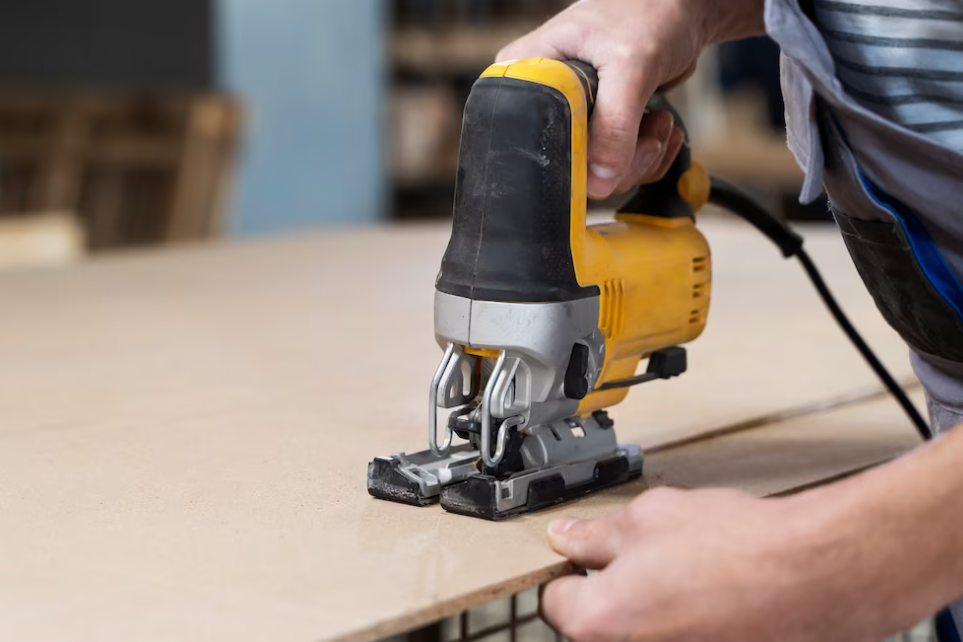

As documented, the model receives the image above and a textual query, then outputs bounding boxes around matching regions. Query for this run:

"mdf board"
[0,218,922,642]
[648,388,925,496]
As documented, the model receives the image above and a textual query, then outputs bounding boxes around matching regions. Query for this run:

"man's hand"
[541,488,859,642]
[539,483,945,642]
[541,416,963,642]
[497,0,765,198]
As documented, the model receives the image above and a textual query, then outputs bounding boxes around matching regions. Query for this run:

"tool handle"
[565,60,705,219]
[616,91,701,219]
[564,60,599,117]
[438,59,603,304]
[436,59,708,305]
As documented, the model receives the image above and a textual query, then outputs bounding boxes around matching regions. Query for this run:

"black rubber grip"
[435,60,691,303]
[436,71,600,303]
[616,92,695,219]
[564,60,599,117]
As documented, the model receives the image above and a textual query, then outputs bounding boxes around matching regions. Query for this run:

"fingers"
[587,63,657,199]
[547,513,628,570]
[493,8,668,199]
[648,127,686,183]
[541,573,623,642]
[539,574,585,634]
[613,110,674,193]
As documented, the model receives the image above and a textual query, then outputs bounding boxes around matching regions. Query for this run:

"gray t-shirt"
[781,1,963,634]
[812,0,963,151]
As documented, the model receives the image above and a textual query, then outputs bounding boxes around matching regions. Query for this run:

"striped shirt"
[812,0,963,151]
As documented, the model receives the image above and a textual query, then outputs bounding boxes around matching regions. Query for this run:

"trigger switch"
[564,343,590,400]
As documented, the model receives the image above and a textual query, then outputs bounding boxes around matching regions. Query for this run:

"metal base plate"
[367,444,643,520]
[440,450,643,521]
[368,411,645,519]
[366,457,437,506]
[366,443,481,506]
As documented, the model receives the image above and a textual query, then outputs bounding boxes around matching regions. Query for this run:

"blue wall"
[219,0,386,235]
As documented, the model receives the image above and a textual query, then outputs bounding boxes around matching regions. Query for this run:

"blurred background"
[0,0,828,272]
[0,6,932,641]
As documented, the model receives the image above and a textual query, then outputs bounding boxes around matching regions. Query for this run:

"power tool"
[366,58,930,521]
[368,59,712,520]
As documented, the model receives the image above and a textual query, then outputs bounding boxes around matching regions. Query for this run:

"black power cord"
[707,176,932,442]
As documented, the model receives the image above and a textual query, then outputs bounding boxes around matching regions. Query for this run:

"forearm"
[794,421,963,636]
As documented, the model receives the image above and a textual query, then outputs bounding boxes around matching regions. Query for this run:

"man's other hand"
[540,487,874,642]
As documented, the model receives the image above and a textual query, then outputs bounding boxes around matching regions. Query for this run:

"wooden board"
[0,217,923,642]
[648,387,925,496]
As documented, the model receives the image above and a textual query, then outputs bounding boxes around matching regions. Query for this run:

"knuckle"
[550,19,588,50]
[609,41,639,65]
[632,39,660,65]
[625,501,649,527]
[600,38,655,75]
[628,487,681,522]
[495,46,513,62]
[496,40,526,62]
[641,486,681,506]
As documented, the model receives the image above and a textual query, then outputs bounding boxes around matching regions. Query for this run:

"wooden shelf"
[0,90,243,249]
[392,24,538,75]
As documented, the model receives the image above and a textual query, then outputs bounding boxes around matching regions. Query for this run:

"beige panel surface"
[649,388,925,495]
[0,217,923,642]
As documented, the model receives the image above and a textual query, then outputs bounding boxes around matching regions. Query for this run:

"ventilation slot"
[599,279,625,338]
[689,309,704,325]
[692,256,708,273]
[692,283,707,299]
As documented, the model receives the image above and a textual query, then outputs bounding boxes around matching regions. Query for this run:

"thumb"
[547,513,626,569]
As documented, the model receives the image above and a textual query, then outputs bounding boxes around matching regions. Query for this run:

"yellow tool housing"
[367,58,714,520]
[577,212,710,414]
[437,58,711,420]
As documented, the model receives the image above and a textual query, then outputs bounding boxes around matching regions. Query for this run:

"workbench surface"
[0,216,923,642]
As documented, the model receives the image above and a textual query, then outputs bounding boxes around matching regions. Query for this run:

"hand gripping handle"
[435,58,708,304]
